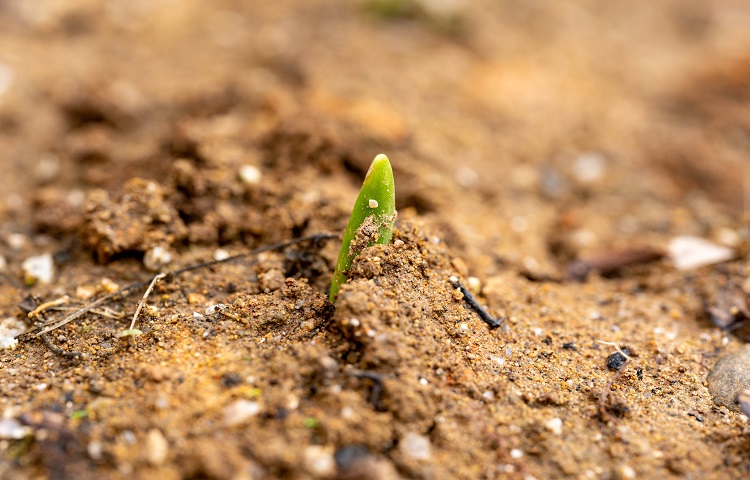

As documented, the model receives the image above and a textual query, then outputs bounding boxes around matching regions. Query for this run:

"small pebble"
[368,199,379,208]
[618,464,636,479]
[668,236,734,271]
[213,248,230,261]
[6,233,27,249]
[75,285,97,300]
[334,444,370,470]
[224,399,261,426]
[205,304,226,316]
[707,347,750,411]
[398,432,431,461]
[467,276,481,295]
[0,418,29,439]
[121,430,137,445]
[143,246,171,272]
[145,428,169,466]
[572,152,606,183]
[509,449,524,459]
[88,441,103,460]
[22,253,55,285]
[0,317,26,350]
[101,278,120,293]
[606,348,630,371]
[739,389,750,417]
[545,417,563,435]
[239,164,262,185]
[303,445,335,477]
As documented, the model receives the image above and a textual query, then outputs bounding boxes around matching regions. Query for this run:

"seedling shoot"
[329,154,396,302]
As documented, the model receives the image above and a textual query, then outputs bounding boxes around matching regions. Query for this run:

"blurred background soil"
[1,0,750,478]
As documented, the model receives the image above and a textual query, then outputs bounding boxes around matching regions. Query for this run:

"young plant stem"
[329,154,396,302]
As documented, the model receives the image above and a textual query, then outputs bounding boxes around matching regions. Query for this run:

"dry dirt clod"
[81,178,187,263]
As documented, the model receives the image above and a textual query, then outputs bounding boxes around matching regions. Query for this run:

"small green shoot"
[303,417,320,429]
[329,154,396,302]
[116,328,143,338]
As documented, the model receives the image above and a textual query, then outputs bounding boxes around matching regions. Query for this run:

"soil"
[2,1,750,479]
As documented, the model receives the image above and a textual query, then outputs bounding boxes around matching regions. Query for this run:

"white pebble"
[145,429,169,466]
[419,377,429,386]
[618,465,636,479]
[193,312,205,320]
[459,323,469,331]
[87,441,103,460]
[143,246,171,272]
[224,400,261,426]
[467,276,482,294]
[573,152,606,183]
[154,395,169,410]
[545,417,563,435]
[303,445,335,477]
[668,236,734,271]
[482,390,495,401]
[121,430,137,445]
[490,355,506,366]
[205,304,226,316]
[0,418,29,440]
[399,432,432,460]
[213,248,230,261]
[0,317,26,350]
[510,448,524,459]
[22,253,55,284]
[368,199,379,208]
[6,233,26,249]
[239,165,262,185]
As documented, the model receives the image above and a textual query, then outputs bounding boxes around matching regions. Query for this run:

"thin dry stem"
[129,272,167,330]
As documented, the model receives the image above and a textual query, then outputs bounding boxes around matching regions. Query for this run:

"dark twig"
[449,276,504,329]
[25,233,338,338]
[39,332,82,358]
[348,369,390,409]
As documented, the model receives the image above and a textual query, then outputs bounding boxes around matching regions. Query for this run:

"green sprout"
[329,154,396,302]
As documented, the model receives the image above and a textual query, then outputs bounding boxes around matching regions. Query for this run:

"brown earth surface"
[2,1,750,479]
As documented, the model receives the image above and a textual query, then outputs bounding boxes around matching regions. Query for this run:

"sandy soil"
[1,1,750,478]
